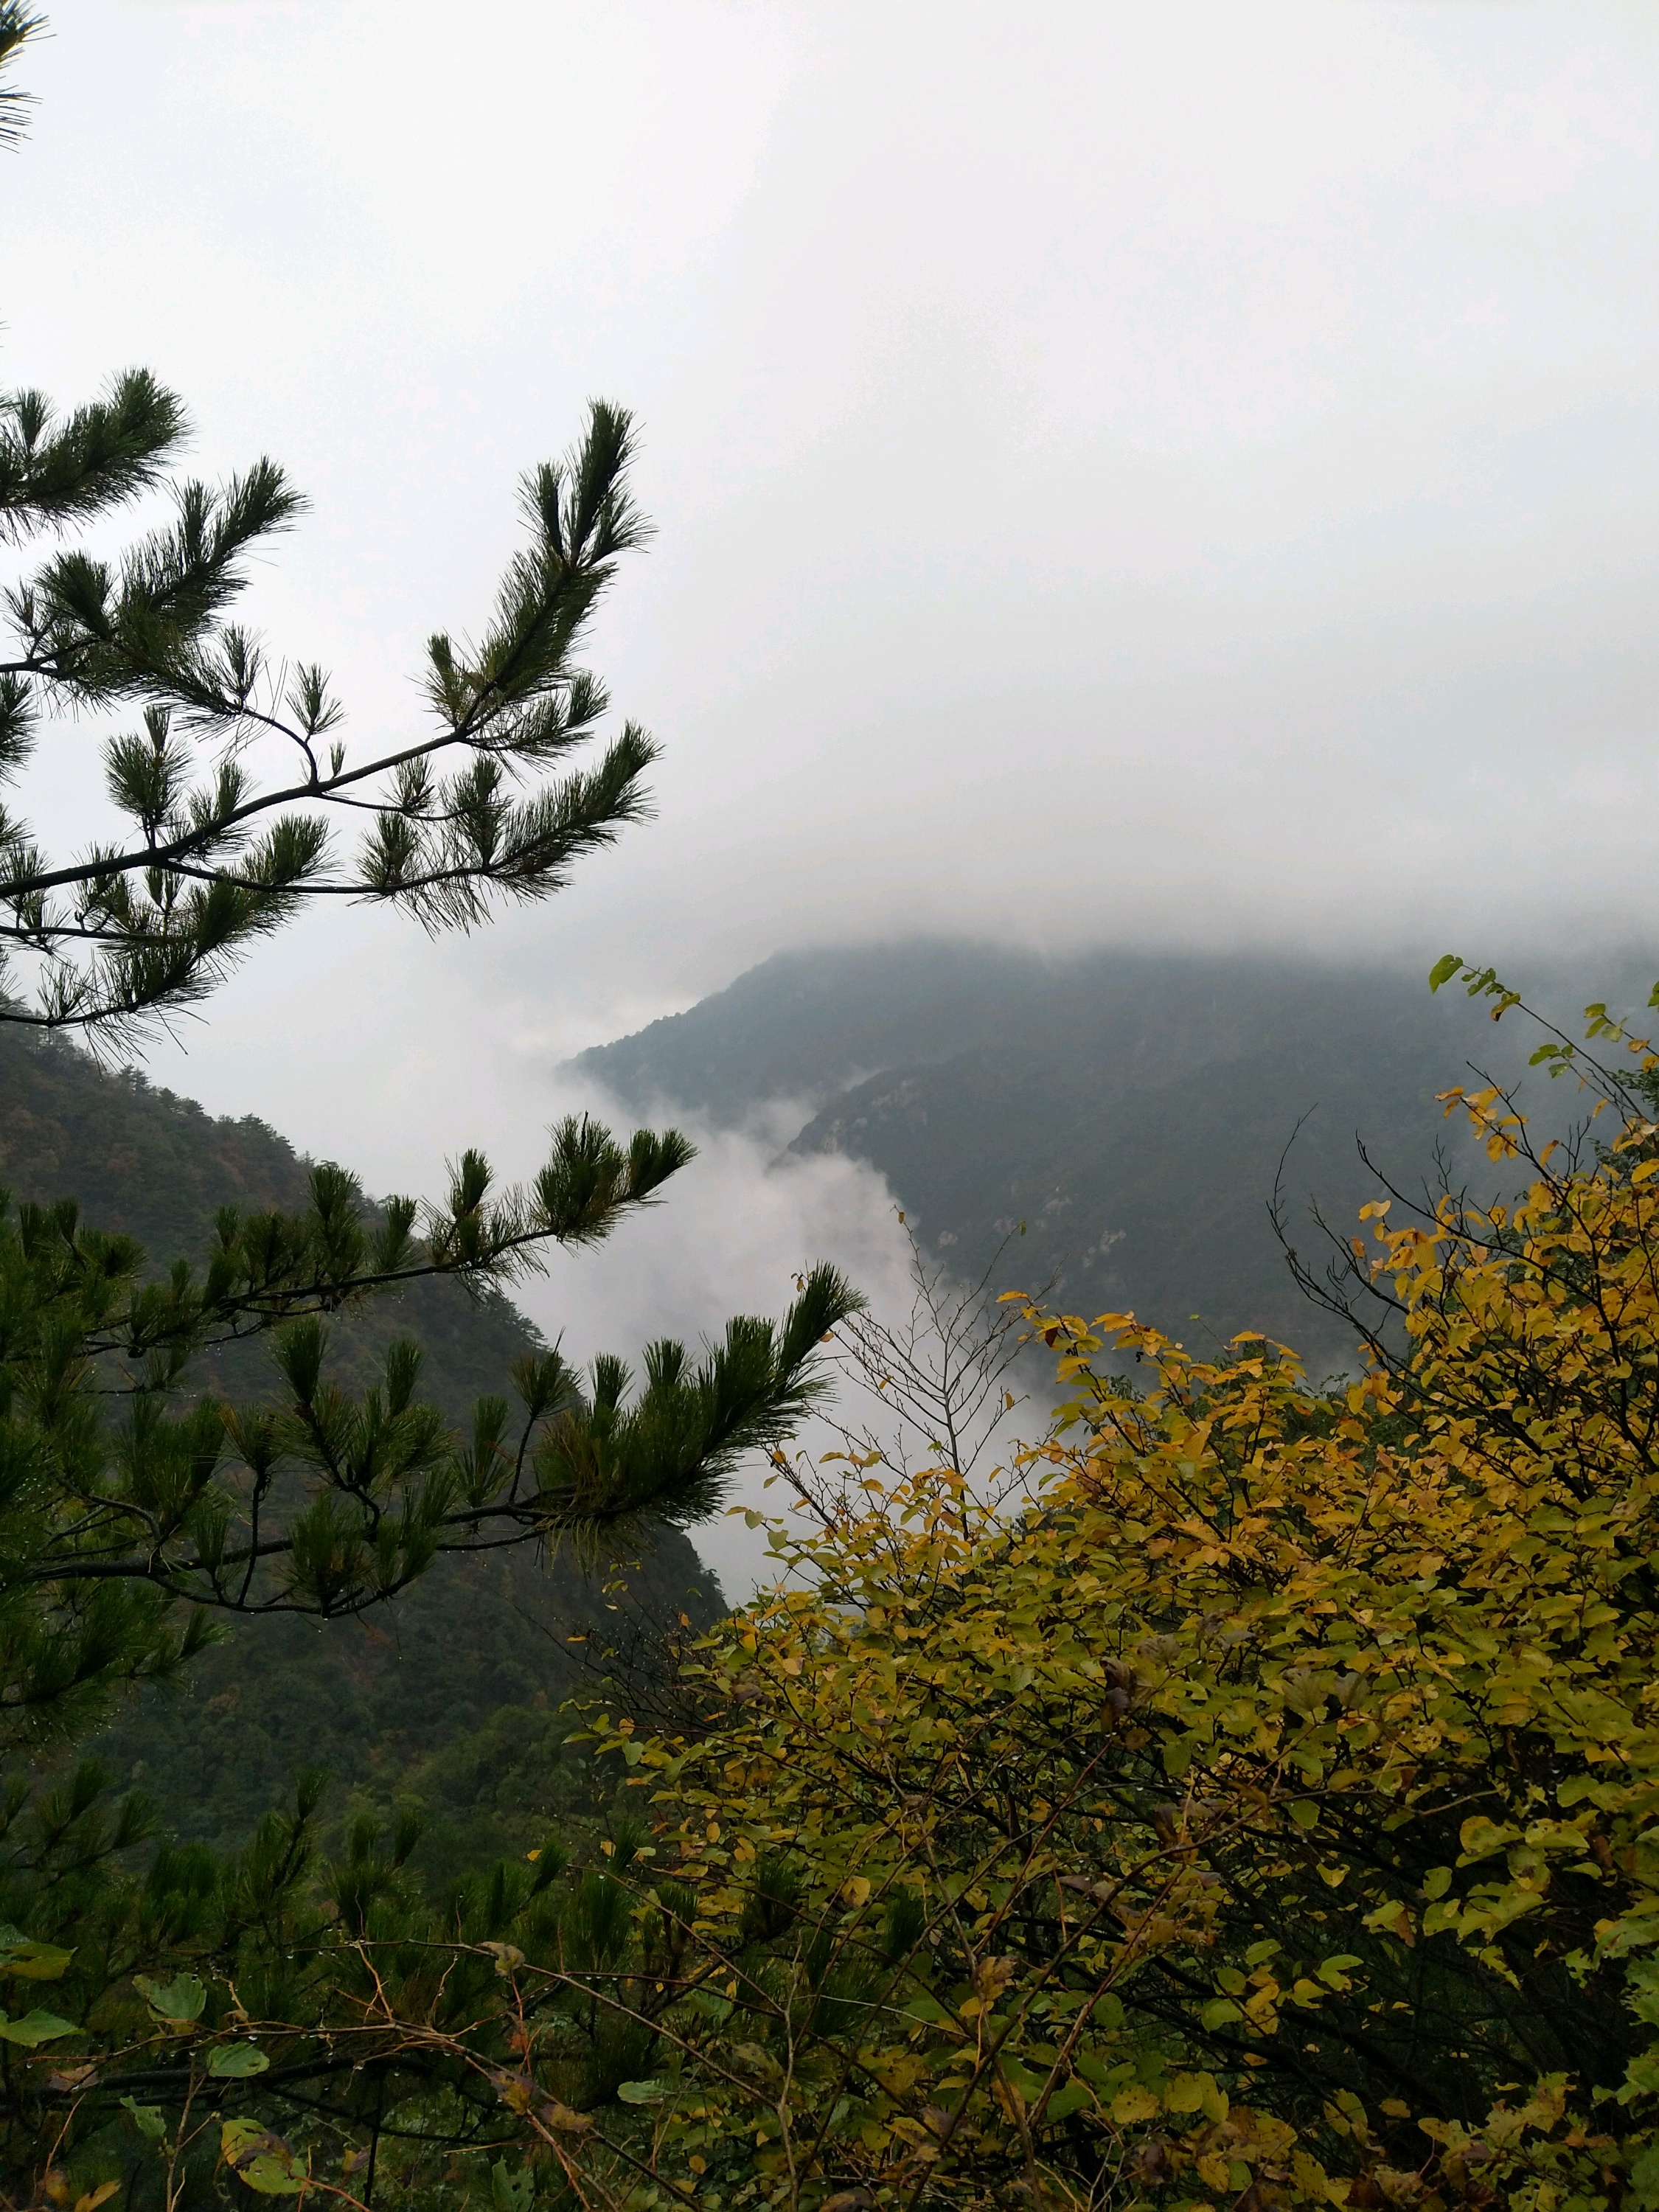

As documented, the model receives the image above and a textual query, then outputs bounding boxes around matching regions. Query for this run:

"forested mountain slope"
[575,942,1659,1375]
[0,1032,721,1861]
[0,1031,535,1417]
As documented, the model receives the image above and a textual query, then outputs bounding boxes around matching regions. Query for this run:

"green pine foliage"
[0,1024,543,1418]
[0,26,863,2185]
[0,0,660,1042]
[0,1013,851,1763]
[0,363,658,1035]
[0,0,858,1761]
[0,1006,728,1863]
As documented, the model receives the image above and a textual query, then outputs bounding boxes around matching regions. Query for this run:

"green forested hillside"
[0,1029,535,1418]
[0,1031,723,1863]
[576,941,1659,1374]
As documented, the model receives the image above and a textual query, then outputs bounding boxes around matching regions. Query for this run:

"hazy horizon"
[12,7,1659,1098]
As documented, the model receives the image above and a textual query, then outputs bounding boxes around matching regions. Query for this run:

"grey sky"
[9,4,1659,1588]
[15,1,1659,1061]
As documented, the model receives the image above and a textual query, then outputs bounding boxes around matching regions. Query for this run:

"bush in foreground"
[19,991,1659,2211]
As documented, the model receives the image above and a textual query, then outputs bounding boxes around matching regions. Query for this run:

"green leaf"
[134,1971,206,2025]
[1630,2143,1659,2210]
[122,2095,168,2142]
[492,2161,535,2212]
[0,2007,78,2045]
[1428,953,1462,993]
[1200,1998,1242,2030]
[209,2042,270,2079]
[900,1992,950,2025]
[1046,2078,1093,2121]
[616,2078,671,2104]
[1001,2056,1048,2101]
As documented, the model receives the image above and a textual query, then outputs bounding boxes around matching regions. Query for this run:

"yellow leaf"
[1164,2073,1208,2114]
[220,2120,308,2197]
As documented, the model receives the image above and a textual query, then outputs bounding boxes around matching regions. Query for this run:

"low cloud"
[506,1078,919,1600]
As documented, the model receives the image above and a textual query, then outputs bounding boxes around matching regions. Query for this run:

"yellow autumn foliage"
[576,1071,1659,2209]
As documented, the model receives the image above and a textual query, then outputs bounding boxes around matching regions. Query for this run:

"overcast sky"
[10,1,1659,1574]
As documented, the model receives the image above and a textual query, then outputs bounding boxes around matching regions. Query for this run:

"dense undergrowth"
[13,978,1659,2211]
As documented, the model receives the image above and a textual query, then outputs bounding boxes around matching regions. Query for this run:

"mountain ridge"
[574,939,1659,1373]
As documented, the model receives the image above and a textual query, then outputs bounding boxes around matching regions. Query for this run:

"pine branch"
[0,1,41,154]
[0,401,658,1037]
[7,1185,863,1621]
[524,1262,863,1555]
[0,372,188,542]
[16,1116,695,1370]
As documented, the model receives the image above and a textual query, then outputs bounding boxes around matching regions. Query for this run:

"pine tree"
[0,4,860,1758]
[0,12,651,1042]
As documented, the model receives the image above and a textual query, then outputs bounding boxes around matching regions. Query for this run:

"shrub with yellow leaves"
[31,973,1659,2212]
[555,987,1659,2208]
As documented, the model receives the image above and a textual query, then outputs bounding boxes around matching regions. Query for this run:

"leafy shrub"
[21,998,1659,2212]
